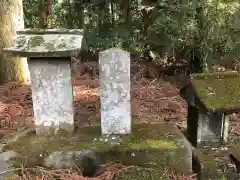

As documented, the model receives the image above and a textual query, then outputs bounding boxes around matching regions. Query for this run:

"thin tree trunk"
[46,0,52,28]
[38,0,46,28]
[190,0,204,73]
[0,0,30,85]
[121,0,131,27]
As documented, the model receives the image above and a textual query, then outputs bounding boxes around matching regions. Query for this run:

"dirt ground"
[0,62,239,141]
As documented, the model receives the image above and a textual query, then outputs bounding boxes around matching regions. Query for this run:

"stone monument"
[99,48,131,135]
[4,29,87,135]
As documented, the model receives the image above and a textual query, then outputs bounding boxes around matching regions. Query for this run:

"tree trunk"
[0,0,30,85]
[73,0,84,29]
[38,0,46,28]
[46,0,52,28]
[190,0,204,74]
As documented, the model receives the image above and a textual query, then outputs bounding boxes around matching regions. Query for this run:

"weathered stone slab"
[28,58,74,135]
[4,29,87,57]
[3,122,192,176]
[99,48,131,135]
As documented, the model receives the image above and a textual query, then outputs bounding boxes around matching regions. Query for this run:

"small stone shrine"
[180,71,240,147]
[3,29,87,135]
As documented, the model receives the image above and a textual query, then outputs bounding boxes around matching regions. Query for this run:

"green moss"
[129,140,176,149]
[191,71,240,110]
[27,36,45,48]
[118,166,168,180]
[3,123,191,175]
[4,123,179,155]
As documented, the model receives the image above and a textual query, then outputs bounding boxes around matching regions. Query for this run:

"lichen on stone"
[3,29,86,57]
[12,35,27,49]
[44,42,55,51]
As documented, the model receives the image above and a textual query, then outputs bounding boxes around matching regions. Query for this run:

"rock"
[44,149,100,177]
[74,149,100,177]
[0,151,18,180]
[44,151,74,169]
[0,151,17,161]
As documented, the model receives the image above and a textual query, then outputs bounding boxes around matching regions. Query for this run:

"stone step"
[193,146,240,179]
[229,146,240,173]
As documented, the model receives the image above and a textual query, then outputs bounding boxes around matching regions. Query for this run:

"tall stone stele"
[99,48,131,135]
[4,29,87,135]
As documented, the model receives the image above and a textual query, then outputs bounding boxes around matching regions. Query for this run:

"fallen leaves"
[10,163,136,180]
[0,62,239,142]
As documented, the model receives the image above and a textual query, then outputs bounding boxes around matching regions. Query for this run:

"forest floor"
[0,61,239,140]
[0,61,240,179]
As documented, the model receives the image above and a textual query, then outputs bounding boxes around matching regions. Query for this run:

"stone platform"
[1,122,192,179]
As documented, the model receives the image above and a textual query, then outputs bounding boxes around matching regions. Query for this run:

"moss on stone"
[4,29,85,57]
[191,71,240,110]
[118,165,168,180]
[3,123,192,175]
[27,36,45,48]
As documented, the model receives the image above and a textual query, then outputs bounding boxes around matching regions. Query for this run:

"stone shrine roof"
[180,71,240,113]
[4,29,87,57]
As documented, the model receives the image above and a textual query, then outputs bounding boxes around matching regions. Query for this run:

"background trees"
[2,0,240,77]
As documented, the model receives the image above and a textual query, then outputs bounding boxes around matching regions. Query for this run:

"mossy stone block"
[191,71,240,111]
[3,122,192,177]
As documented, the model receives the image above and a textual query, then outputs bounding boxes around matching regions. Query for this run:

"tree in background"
[46,0,53,28]
[22,0,240,72]
[38,0,53,28]
[0,0,30,85]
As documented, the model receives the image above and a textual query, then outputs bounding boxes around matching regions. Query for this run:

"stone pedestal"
[187,104,230,147]
[28,58,74,134]
[3,122,193,177]
[3,29,87,135]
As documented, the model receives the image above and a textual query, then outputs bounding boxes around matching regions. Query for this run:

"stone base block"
[28,58,75,135]
[3,122,192,178]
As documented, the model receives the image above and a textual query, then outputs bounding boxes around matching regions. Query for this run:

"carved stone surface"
[99,48,131,135]
[28,58,74,135]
